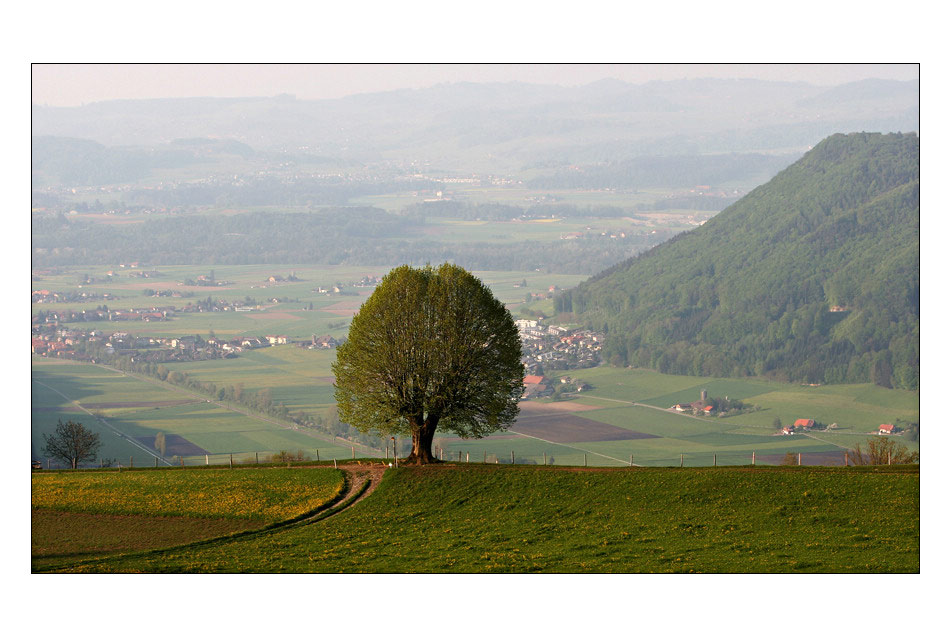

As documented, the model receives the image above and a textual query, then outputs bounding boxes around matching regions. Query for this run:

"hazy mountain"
[32,78,918,173]
[556,132,920,389]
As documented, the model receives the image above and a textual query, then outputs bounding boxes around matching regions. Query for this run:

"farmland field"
[32,467,344,568]
[36,464,919,573]
[32,351,919,468]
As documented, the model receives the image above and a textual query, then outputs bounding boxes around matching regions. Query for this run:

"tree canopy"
[332,263,525,463]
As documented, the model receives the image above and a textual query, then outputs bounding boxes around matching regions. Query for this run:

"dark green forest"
[556,133,919,389]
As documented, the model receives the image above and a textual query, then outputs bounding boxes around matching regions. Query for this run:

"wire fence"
[34,447,852,470]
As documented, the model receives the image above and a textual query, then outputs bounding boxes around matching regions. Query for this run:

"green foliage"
[333,264,525,462]
[563,133,919,388]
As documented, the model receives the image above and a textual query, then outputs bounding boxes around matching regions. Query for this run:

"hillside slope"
[557,132,919,388]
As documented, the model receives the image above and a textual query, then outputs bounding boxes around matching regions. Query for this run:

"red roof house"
[879,424,896,435]
[523,375,546,385]
[794,419,816,429]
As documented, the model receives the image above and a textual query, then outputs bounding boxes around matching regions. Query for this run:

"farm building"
[794,419,816,429]
[879,424,896,435]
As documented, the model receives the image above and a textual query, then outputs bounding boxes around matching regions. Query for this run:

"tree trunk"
[405,414,440,464]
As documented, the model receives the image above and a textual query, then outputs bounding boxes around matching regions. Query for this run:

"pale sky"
[31,63,919,108]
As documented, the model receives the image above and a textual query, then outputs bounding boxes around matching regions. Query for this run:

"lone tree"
[333,263,525,464]
[42,419,102,469]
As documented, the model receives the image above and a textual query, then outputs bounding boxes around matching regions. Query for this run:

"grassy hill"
[33,464,919,573]
[558,132,920,389]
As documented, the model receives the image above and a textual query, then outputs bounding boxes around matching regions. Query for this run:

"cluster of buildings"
[31,327,341,363]
[516,319,603,374]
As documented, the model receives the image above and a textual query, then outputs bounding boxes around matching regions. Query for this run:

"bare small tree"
[847,436,919,465]
[42,419,102,469]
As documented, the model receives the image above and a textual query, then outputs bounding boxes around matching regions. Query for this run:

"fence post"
[440,447,444,460]
[845,451,849,466]
[229,454,233,469]
[680,454,684,467]
[155,457,158,468]
[459,450,462,462]
[543,451,546,465]
[630,454,633,467]
[714,454,717,467]
[205,454,209,466]
[333,458,337,468]
[466,452,470,463]
[352,446,355,459]
[798,453,802,466]
[316,449,320,462]
[752,451,756,466]
[511,450,515,465]
[584,453,587,467]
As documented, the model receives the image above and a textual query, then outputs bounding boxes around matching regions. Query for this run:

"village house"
[522,375,553,399]
[794,418,816,430]
[879,423,896,435]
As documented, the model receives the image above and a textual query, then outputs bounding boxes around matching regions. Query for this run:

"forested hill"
[556,132,919,389]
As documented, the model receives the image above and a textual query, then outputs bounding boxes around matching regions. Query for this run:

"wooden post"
[229,453,233,469]
[459,450,462,462]
[798,453,802,466]
[752,451,756,466]
[205,454,209,466]
[845,451,849,466]
[316,449,320,462]
[440,447,444,460]
[255,452,259,464]
[333,459,337,468]
[680,454,684,467]
[466,452,470,463]
[714,454,717,467]
[630,454,633,467]
[352,446,355,459]
[511,450,515,465]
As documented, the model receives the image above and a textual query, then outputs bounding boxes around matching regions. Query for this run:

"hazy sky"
[31,63,918,107]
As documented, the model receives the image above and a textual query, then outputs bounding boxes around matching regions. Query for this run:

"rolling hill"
[557,132,920,389]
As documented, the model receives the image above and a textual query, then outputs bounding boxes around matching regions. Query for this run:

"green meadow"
[32,265,587,339]
[33,351,918,470]
[40,465,919,573]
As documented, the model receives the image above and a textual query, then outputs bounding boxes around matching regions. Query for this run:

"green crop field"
[32,358,359,465]
[32,466,344,569]
[35,464,919,573]
[32,265,587,339]
[32,353,919,469]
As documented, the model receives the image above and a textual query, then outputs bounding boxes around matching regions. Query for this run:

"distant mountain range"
[32,78,918,174]
[557,132,919,389]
